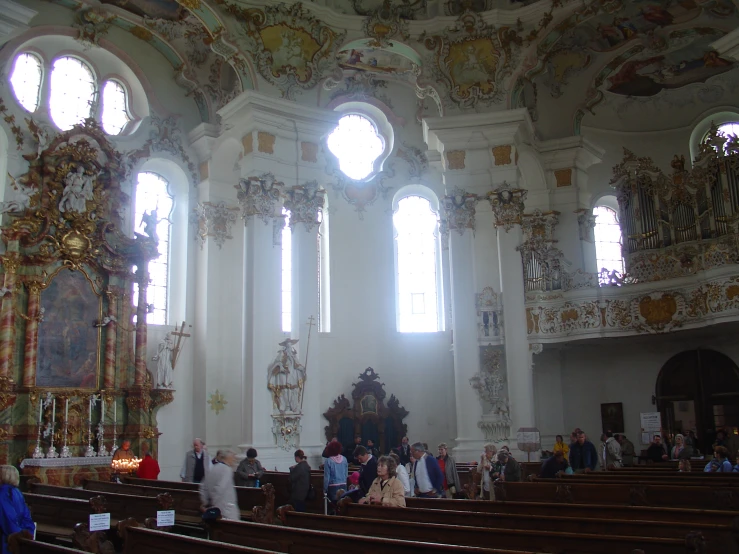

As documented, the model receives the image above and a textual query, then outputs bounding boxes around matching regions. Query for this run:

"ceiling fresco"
[40,0,739,136]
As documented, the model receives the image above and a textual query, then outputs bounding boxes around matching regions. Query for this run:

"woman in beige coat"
[358,455,406,507]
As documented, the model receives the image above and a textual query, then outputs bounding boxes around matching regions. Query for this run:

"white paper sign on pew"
[157,510,175,527]
[89,513,111,532]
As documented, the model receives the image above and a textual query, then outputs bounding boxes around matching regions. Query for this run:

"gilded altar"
[0,118,172,468]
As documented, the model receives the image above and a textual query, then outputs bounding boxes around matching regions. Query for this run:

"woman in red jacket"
[137,442,160,480]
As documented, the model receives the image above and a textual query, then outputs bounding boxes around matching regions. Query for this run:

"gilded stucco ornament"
[191,201,239,249]
[487,182,526,231]
[235,173,284,225]
[284,182,325,232]
[442,186,478,235]
[74,8,115,48]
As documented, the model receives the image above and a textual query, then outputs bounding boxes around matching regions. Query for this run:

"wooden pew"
[22,494,98,544]
[259,471,324,513]
[532,475,739,487]
[337,502,736,554]
[123,526,278,554]
[208,518,537,554]
[494,479,738,509]
[278,507,693,554]
[124,476,197,490]
[8,532,85,554]
[405,497,739,526]
[29,483,165,521]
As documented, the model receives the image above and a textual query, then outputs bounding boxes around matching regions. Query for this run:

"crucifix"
[170,321,191,370]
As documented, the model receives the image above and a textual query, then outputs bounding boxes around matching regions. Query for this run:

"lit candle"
[51,397,55,429]
[101,396,105,424]
[113,400,116,426]
[64,398,68,422]
[88,397,92,425]
[38,397,42,426]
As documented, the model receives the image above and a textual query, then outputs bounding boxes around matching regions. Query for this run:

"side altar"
[0,118,174,478]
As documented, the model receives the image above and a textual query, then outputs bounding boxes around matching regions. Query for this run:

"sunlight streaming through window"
[9,53,42,112]
[394,195,440,332]
[327,114,384,181]
[594,204,624,283]
[101,80,131,135]
[49,56,96,131]
[133,172,173,325]
[282,207,292,334]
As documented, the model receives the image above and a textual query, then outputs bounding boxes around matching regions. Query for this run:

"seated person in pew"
[136,442,160,480]
[538,450,572,479]
[200,449,240,520]
[678,459,692,472]
[337,472,363,503]
[497,451,521,482]
[704,446,733,472]
[645,435,669,463]
[0,465,35,554]
[358,456,406,507]
[569,431,598,472]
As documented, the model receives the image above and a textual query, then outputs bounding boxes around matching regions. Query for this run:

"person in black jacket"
[539,451,570,479]
[394,437,412,467]
[354,446,377,494]
[289,449,311,512]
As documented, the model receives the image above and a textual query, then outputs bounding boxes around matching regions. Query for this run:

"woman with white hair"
[199,450,240,520]
[0,465,35,553]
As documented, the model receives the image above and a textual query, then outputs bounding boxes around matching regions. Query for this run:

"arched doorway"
[656,349,739,453]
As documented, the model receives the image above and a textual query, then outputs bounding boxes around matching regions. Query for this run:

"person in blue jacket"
[0,465,35,554]
[411,442,444,498]
[569,431,598,472]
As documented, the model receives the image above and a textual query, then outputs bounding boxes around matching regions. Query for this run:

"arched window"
[101,80,131,135]
[133,171,173,325]
[9,52,42,112]
[49,56,96,131]
[281,207,292,333]
[594,199,624,282]
[327,114,385,181]
[393,191,443,332]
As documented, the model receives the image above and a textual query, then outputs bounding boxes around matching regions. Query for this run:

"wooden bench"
[117,478,277,522]
[23,494,97,544]
[278,507,692,554]
[336,502,736,554]
[7,532,85,554]
[208,518,538,554]
[259,471,324,513]
[123,525,278,554]
[494,479,739,509]
[405,497,739,525]
[532,475,739,487]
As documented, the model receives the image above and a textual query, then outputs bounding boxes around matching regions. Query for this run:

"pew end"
[251,483,275,524]
[7,530,34,554]
[276,504,294,524]
[337,496,354,516]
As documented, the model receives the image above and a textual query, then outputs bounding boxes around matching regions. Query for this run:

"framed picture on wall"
[600,402,624,434]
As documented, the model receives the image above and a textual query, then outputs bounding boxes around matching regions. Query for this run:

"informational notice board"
[640,412,662,444]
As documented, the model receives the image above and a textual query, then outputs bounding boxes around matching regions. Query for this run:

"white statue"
[59,165,94,214]
[140,209,159,243]
[152,333,174,388]
[267,338,306,414]
[0,175,36,214]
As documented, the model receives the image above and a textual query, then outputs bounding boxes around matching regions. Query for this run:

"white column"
[242,216,283,466]
[292,220,322,465]
[449,228,482,461]
[497,225,536,459]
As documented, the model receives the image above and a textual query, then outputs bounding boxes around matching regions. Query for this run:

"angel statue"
[152,333,174,389]
[267,338,306,414]
[0,174,36,214]
[140,209,159,244]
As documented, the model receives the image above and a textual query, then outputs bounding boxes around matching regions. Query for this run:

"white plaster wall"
[534,322,739,453]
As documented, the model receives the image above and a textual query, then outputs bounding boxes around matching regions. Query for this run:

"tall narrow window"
[327,114,384,180]
[101,80,131,135]
[394,194,442,332]
[49,56,96,131]
[594,202,624,282]
[9,52,42,112]
[317,208,330,332]
[282,207,292,333]
[133,172,173,325]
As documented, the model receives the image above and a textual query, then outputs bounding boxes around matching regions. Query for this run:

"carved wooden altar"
[0,118,173,471]
[323,367,408,455]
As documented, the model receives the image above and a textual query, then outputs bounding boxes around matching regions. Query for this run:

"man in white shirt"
[411,442,443,498]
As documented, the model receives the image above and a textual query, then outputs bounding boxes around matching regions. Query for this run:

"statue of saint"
[59,165,94,214]
[140,209,159,243]
[152,333,174,388]
[0,175,36,214]
[267,338,306,414]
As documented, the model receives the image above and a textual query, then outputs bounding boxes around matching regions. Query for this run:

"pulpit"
[323,367,408,455]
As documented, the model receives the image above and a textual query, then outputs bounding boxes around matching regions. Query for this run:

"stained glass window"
[394,195,441,332]
[133,172,174,325]
[9,52,42,112]
[327,114,384,181]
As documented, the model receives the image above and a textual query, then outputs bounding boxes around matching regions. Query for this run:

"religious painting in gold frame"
[361,394,378,415]
[35,268,102,389]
